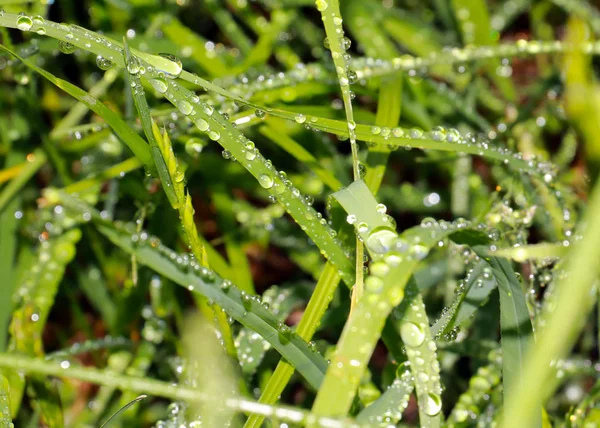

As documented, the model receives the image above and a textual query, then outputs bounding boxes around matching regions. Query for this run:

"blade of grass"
[0,352,360,428]
[0,149,46,214]
[45,189,329,389]
[0,44,154,174]
[450,0,517,101]
[473,247,537,425]
[0,151,23,351]
[356,364,414,426]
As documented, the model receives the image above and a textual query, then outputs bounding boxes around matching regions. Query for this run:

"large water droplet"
[400,322,425,347]
[316,0,328,11]
[366,227,397,254]
[58,40,75,54]
[16,15,33,31]
[155,53,183,78]
[177,99,193,115]
[149,78,168,94]
[96,55,114,70]
[425,393,442,416]
[259,174,274,189]
[127,55,142,75]
[194,118,209,132]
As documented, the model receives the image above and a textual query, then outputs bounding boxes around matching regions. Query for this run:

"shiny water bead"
[316,0,328,12]
[294,113,307,124]
[16,14,33,31]
[96,55,114,70]
[258,174,274,189]
[194,118,209,132]
[177,100,194,115]
[156,53,183,78]
[127,55,142,75]
[150,78,168,94]
[58,40,76,54]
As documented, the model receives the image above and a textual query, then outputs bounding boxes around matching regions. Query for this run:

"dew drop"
[316,0,328,11]
[96,55,114,71]
[156,53,183,78]
[177,99,193,115]
[400,322,425,347]
[294,114,307,124]
[425,393,442,416]
[149,78,168,94]
[16,15,33,31]
[194,118,209,132]
[58,40,75,54]
[259,174,274,189]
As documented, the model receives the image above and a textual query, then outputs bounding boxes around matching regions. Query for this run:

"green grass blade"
[0,44,154,174]
[0,149,46,214]
[0,375,11,427]
[431,260,497,339]
[0,151,23,351]
[356,364,413,426]
[46,189,328,389]
[473,247,537,424]
[493,243,567,262]
[243,262,341,428]
[0,352,360,427]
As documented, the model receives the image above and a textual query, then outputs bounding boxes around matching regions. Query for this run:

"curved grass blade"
[431,260,497,339]
[44,189,328,390]
[0,149,46,214]
[236,285,304,376]
[447,349,502,425]
[356,364,413,427]
[0,14,556,182]
[0,352,361,428]
[0,375,11,428]
[99,394,146,428]
[0,44,154,174]
[493,243,567,262]
[312,180,443,419]
[472,246,537,425]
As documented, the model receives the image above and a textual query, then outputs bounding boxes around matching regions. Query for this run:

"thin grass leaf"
[0,352,360,428]
[45,189,329,389]
[0,151,22,352]
[99,394,146,428]
[0,44,154,174]
[431,260,497,339]
[0,148,46,214]
[243,262,341,428]
[0,375,11,427]
[356,364,413,427]
[472,247,537,424]
[493,243,567,262]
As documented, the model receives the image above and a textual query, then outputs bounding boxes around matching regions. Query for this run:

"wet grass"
[0,0,599,427]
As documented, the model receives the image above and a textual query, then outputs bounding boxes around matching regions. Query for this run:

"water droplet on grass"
[400,322,425,347]
[259,174,274,189]
[156,53,183,78]
[59,40,75,54]
[16,15,33,31]
[150,78,168,93]
[96,55,114,70]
